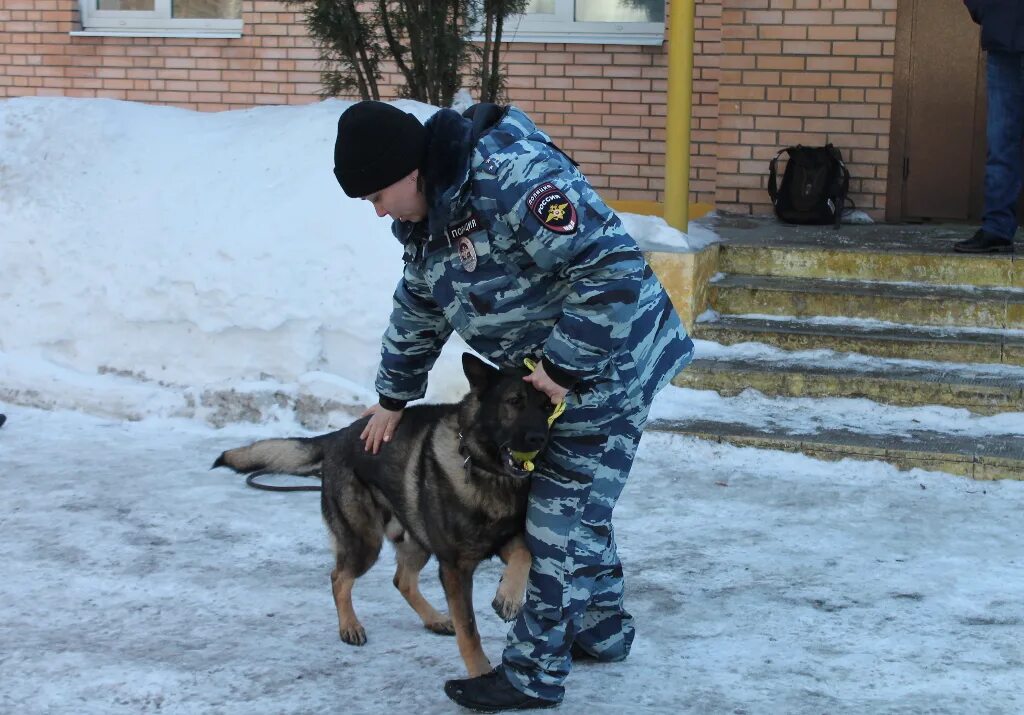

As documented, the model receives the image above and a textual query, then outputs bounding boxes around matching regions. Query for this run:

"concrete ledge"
[711,217,1021,288]
[710,274,1024,330]
[720,244,1020,288]
[695,315,1024,366]
[674,357,1024,414]
[645,244,719,332]
[649,418,1024,480]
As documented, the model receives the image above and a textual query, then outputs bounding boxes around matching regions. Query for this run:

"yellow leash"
[513,359,567,471]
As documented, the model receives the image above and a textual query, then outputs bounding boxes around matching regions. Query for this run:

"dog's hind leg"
[392,538,455,636]
[325,496,384,646]
[439,561,491,677]
[330,566,367,646]
[492,534,530,622]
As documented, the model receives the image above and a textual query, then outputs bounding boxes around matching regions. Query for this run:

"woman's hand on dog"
[360,404,404,454]
[522,361,569,406]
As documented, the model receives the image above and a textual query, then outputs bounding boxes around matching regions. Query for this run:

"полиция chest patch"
[526,182,578,234]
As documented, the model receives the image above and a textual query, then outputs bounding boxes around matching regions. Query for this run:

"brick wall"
[447,42,672,203]
[716,0,897,216]
[373,2,722,207]
[0,0,321,109]
[0,0,897,218]
[691,0,723,208]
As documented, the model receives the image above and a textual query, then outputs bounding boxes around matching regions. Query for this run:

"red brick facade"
[0,0,897,218]
[716,0,896,216]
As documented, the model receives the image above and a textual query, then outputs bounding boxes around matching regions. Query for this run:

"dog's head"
[458,353,556,479]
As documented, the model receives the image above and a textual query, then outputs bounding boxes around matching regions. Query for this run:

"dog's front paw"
[491,593,524,622]
[339,624,367,646]
[425,617,456,636]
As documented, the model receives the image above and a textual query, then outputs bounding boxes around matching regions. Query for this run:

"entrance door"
[888,0,987,222]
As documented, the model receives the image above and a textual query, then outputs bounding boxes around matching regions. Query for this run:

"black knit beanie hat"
[333,101,427,198]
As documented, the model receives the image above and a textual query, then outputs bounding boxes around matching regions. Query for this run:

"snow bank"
[0,97,704,425]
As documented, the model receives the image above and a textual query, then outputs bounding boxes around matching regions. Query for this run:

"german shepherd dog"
[213,353,553,676]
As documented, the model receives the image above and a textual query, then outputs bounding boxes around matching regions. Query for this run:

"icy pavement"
[1,406,1022,714]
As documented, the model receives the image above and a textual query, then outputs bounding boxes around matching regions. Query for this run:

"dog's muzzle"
[509,376,566,474]
[510,449,540,470]
[502,447,535,479]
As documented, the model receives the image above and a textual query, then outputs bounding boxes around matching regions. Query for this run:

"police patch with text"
[446,213,482,244]
[526,182,578,234]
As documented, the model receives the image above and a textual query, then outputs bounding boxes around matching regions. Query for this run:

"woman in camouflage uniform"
[333,100,694,712]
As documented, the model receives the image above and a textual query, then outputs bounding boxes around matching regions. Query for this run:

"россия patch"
[526,182,578,234]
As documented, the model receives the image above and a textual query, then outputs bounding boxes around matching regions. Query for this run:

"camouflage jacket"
[376,105,693,407]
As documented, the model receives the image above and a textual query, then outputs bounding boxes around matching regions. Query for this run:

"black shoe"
[953,229,1014,254]
[444,667,559,712]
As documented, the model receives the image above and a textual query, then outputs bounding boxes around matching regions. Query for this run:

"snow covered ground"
[3,408,1022,714]
[2,97,1023,713]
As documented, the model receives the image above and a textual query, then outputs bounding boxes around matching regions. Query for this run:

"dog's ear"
[462,353,499,392]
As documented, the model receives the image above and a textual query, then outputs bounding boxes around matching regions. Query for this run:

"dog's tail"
[212,437,324,477]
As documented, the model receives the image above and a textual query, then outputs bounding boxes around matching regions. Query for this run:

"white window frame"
[493,0,665,46]
[74,0,243,38]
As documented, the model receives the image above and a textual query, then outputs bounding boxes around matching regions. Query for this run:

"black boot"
[444,667,559,712]
[953,229,1014,254]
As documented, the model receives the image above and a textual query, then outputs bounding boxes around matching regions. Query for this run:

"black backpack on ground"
[768,144,851,227]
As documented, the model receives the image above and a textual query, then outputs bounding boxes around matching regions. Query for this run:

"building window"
[503,0,665,45]
[77,0,243,37]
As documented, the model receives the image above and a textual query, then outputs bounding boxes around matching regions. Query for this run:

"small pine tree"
[286,1,529,107]
[284,0,384,101]
[378,0,473,108]
[476,0,528,103]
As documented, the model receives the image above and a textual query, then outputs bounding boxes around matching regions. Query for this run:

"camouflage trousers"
[501,360,653,703]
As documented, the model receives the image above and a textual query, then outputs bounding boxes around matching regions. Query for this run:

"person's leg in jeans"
[982,50,1024,241]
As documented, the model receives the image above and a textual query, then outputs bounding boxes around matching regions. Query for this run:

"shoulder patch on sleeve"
[525,182,578,234]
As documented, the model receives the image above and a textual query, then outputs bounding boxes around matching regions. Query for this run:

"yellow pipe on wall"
[663,0,696,232]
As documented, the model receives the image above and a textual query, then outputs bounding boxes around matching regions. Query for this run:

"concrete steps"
[714,220,1023,287]
[677,217,1024,479]
[692,314,1024,366]
[674,356,1024,415]
[648,418,1024,480]
[710,274,1024,329]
